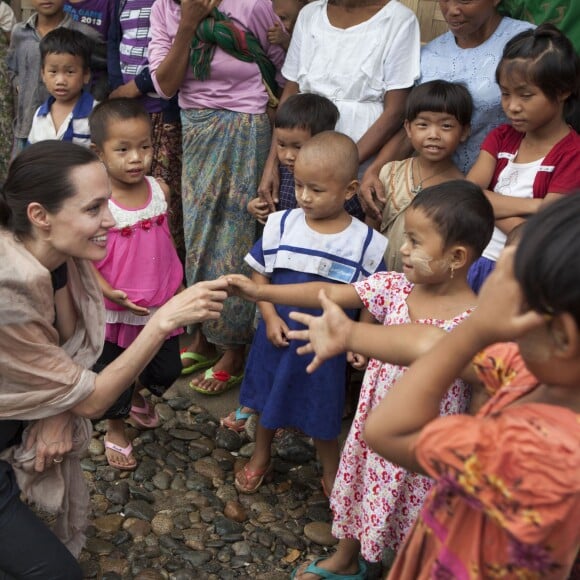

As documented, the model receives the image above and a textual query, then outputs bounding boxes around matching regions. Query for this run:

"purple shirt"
[64,0,113,39]
[149,0,285,113]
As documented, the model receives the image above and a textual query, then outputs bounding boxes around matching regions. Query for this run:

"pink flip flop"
[104,438,137,471]
[129,394,159,429]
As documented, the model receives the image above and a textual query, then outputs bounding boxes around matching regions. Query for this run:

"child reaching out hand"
[360,194,580,579]
[228,180,495,578]
[89,99,184,470]
[232,131,388,497]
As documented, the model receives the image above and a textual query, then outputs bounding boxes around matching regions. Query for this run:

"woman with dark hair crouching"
[0,141,228,578]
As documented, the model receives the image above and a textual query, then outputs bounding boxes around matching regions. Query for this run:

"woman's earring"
[449,265,455,279]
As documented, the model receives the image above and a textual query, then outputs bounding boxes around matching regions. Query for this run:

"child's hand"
[288,289,352,373]
[267,23,290,50]
[347,351,368,370]
[247,197,273,225]
[108,289,150,316]
[469,247,544,344]
[225,274,261,302]
[264,314,290,347]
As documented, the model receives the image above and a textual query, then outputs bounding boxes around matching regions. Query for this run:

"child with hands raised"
[228,180,495,579]
[89,99,184,470]
[362,195,580,578]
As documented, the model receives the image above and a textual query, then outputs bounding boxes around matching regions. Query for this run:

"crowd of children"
[0,0,579,578]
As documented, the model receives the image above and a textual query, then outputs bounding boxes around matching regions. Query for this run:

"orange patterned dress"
[389,343,580,580]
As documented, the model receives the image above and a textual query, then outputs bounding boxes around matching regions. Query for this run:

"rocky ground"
[76,378,385,580]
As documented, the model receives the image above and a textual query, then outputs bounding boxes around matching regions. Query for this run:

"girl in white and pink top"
[90,99,184,470]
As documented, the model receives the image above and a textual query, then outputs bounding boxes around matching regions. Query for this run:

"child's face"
[293,151,357,221]
[400,208,454,283]
[42,53,89,104]
[275,126,312,173]
[498,68,564,134]
[32,0,65,17]
[96,118,153,188]
[404,111,469,162]
[273,0,302,32]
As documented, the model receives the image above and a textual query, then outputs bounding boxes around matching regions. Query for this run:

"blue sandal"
[220,406,255,432]
[291,557,368,580]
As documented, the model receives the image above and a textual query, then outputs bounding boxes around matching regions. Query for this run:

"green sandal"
[180,349,220,376]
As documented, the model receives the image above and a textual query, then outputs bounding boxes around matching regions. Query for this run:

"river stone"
[276,436,315,463]
[177,549,212,567]
[151,512,175,535]
[167,397,193,411]
[238,442,256,458]
[85,537,115,555]
[100,559,128,577]
[94,514,124,534]
[169,570,198,580]
[231,541,251,557]
[214,428,243,451]
[91,493,109,514]
[194,457,224,480]
[134,570,166,580]
[168,428,199,441]
[304,521,338,546]
[155,403,175,422]
[124,499,155,521]
[214,514,244,537]
[224,501,247,523]
[123,517,151,538]
[88,437,105,456]
[143,442,167,460]
[133,458,158,482]
[152,471,172,490]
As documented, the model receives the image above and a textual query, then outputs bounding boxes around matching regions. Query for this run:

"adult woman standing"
[0,141,228,578]
[259,0,421,219]
[360,0,533,219]
[148,0,285,395]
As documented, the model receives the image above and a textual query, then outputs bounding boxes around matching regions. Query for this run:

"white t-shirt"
[0,1,16,33]
[483,156,545,261]
[282,0,420,143]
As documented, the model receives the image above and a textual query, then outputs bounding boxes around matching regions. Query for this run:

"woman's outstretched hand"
[157,279,229,333]
[288,289,352,373]
[108,289,151,316]
[469,247,545,344]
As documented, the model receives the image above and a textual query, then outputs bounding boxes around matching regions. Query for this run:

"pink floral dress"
[330,272,473,561]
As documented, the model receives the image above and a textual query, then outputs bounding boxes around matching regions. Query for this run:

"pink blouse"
[148,0,286,114]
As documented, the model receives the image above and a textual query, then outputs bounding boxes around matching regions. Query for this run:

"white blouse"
[282,0,420,143]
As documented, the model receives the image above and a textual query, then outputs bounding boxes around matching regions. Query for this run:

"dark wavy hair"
[515,193,580,325]
[410,180,494,259]
[0,141,99,238]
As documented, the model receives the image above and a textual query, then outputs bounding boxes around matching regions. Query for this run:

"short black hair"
[405,80,473,126]
[409,180,494,259]
[496,23,580,123]
[275,93,340,135]
[90,98,151,147]
[40,28,92,70]
[515,193,580,324]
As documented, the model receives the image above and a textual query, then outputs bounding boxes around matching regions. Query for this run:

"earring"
[449,265,455,279]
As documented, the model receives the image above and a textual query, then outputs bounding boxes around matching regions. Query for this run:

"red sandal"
[234,461,273,494]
